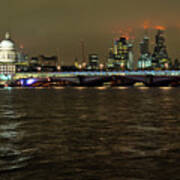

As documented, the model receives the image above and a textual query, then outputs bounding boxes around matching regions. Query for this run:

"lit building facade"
[107,37,134,70]
[138,29,171,70]
[0,32,17,74]
[152,29,170,69]
[87,54,99,70]
[0,32,29,74]
[138,36,152,70]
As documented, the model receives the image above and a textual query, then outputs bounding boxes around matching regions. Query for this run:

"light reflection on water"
[0,88,180,179]
[0,98,35,174]
[159,87,173,90]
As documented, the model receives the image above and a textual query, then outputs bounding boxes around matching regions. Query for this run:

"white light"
[82,62,87,68]
[79,64,82,69]
[26,78,36,85]
[37,67,41,71]
[99,63,104,70]
[57,66,61,71]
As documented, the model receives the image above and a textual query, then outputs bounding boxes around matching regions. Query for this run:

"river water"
[0,87,180,180]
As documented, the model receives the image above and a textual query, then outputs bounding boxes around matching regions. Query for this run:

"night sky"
[1,0,180,64]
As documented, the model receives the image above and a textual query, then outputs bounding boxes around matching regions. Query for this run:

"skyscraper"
[138,36,152,70]
[152,29,170,69]
[107,37,134,70]
[140,36,149,55]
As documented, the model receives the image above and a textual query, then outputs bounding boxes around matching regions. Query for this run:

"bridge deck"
[0,71,180,81]
[14,71,180,79]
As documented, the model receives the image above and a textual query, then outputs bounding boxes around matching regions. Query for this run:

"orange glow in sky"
[143,21,150,29]
[155,25,166,30]
[121,35,130,40]
[112,26,134,41]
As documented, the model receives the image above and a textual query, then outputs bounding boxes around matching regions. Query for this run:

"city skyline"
[1,0,180,64]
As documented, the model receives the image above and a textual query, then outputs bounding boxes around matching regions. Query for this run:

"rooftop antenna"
[56,48,61,66]
[7,0,12,34]
[60,49,64,66]
[80,40,86,64]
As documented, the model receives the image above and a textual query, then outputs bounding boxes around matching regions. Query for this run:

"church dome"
[0,32,17,63]
[0,40,15,50]
[0,32,15,50]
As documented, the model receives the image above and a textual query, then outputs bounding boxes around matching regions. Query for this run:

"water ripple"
[0,88,179,179]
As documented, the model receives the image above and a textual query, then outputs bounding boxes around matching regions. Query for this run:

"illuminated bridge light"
[14,70,180,81]
[26,78,37,86]
[19,79,24,86]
